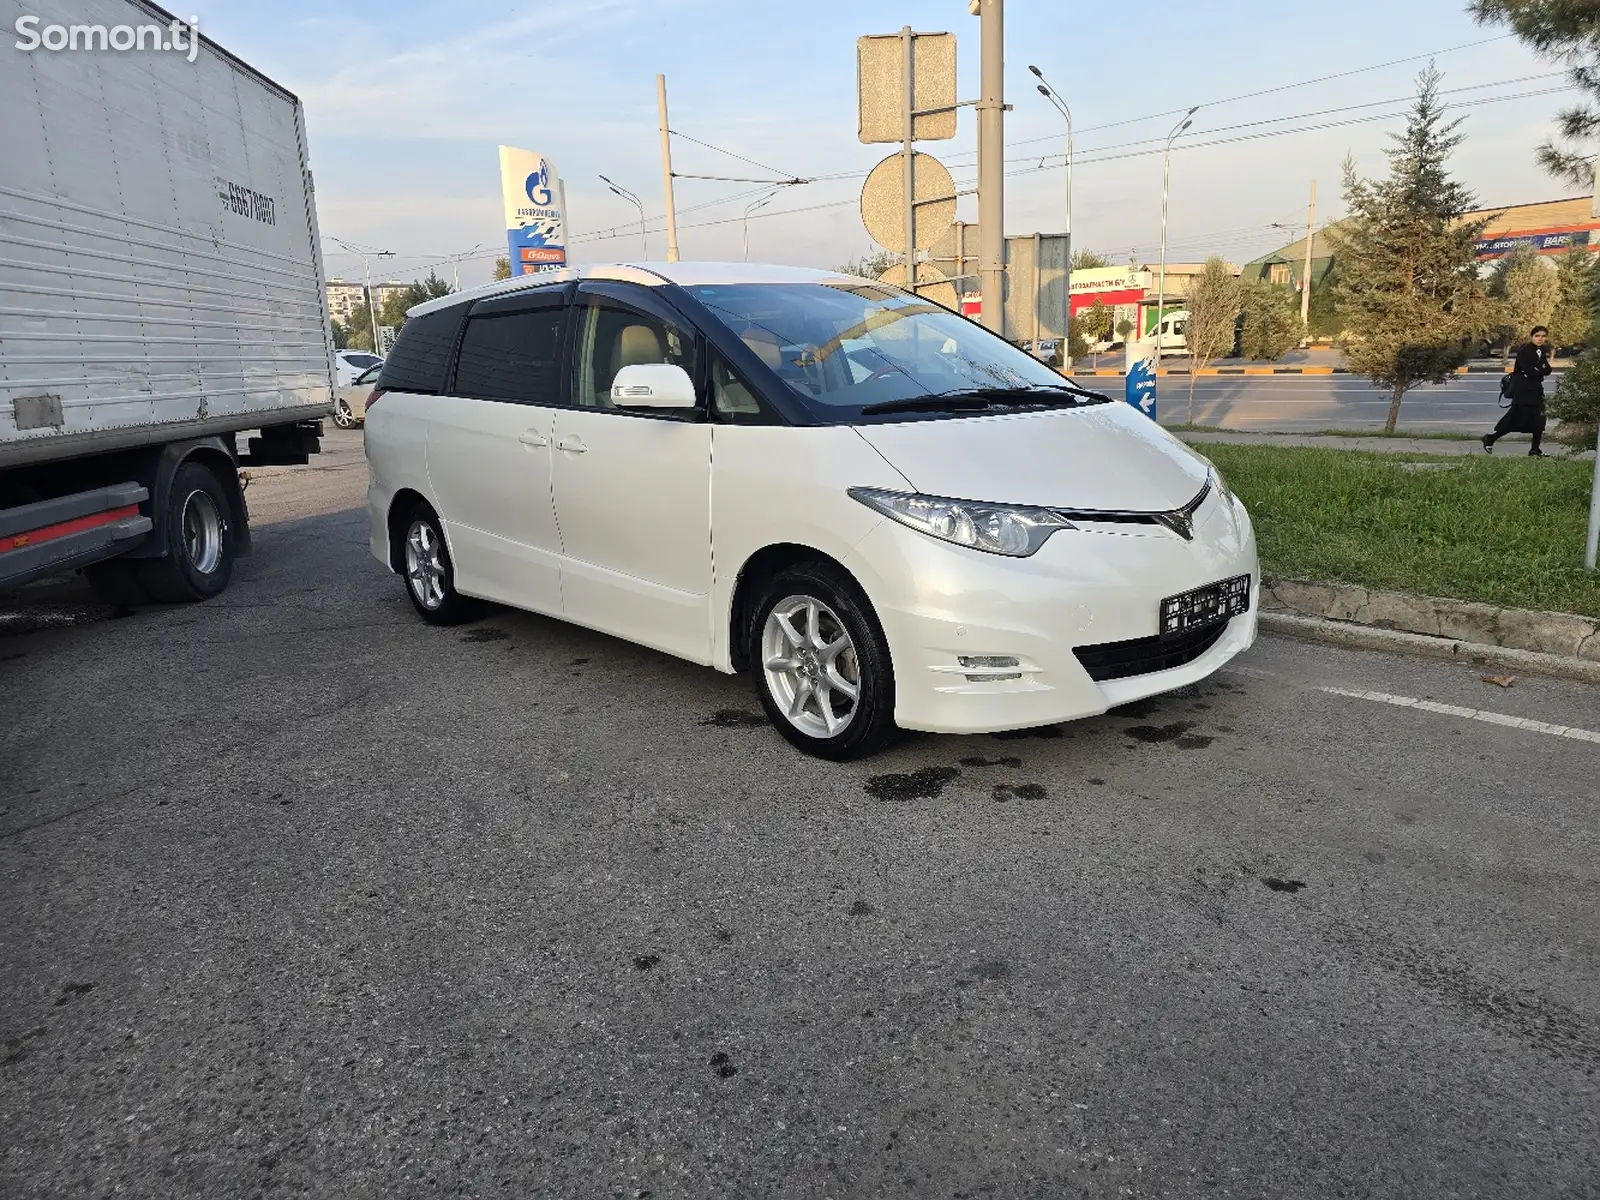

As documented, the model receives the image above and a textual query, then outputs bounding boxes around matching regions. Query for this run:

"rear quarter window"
[376,307,465,394]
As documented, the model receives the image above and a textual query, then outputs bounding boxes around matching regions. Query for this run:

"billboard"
[499,146,567,275]
[1475,226,1597,259]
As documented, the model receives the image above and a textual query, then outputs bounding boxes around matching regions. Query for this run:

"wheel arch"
[727,542,873,673]
[386,488,437,574]
[123,437,250,561]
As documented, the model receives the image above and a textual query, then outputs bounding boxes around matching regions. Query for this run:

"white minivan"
[363,264,1258,758]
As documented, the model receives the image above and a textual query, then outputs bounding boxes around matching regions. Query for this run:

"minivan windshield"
[685,282,1107,421]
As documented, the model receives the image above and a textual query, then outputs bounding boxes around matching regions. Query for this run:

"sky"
[191,0,1582,289]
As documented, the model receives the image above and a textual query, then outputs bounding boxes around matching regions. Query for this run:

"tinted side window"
[453,307,564,404]
[572,302,697,409]
[376,308,463,394]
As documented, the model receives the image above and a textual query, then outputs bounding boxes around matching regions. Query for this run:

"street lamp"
[1155,107,1199,358]
[329,236,394,353]
[742,192,776,261]
[1029,64,1073,369]
[599,174,648,260]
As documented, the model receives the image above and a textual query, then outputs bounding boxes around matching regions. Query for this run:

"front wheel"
[332,398,359,429]
[751,561,897,760]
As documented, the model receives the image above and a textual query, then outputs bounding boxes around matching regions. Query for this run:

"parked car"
[336,350,383,387]
[333,364,381,428]
[1152,310,1190,357]
[363,263,1259,759]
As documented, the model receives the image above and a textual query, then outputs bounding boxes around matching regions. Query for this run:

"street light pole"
[599,175,648,259]
[330,236,394,353]
[1029,66,1073,370]
[743,193,775,261]
[1155,107,1198,357]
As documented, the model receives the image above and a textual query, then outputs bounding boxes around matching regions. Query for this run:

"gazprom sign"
[498,146,567,275]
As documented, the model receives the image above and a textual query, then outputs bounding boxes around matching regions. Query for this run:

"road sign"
[877,261,958,310]
[860,151,955,253]
[857,32,957,144]
[376,325,397,355]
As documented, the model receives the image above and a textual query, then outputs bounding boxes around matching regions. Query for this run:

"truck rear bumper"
[0,484,153,592]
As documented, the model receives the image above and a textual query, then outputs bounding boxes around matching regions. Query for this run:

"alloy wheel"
[405,519,446,610]
[761,594,862,738]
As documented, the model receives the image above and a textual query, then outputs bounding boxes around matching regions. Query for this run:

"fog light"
[958,655,1019,669]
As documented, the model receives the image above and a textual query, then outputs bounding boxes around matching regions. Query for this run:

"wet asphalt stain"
[708,1051,739,1078]
[992,783,1047,802]
[1125,721,1194,744]
[1216,724,1235,733]
[959,755,1022,768]
[633,954,661,971]
[848,899,875,916]
[571,657,590,665]
[990,725,1063,741]
[714,929,733,943]
[970,961,1010,981]
[1087,777,1106,785]
[1363,851,1387,865]
[1175,734,1214,749]
[865,766,959,802]
[1334,925,1600,1067]
[1,1027,46,1067]
[701,710,766,729]
[458,627,508,643]
[54,983,94,1007]
[1262,877,1306,894]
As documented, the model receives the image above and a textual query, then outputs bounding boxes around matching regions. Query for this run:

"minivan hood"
[852,403,1211,512]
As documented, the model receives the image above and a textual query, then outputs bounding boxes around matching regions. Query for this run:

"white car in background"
[333,363,381,429]
[335,349,383,387]
[362,263,1258,758]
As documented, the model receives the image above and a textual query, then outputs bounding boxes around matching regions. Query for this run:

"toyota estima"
[364,263,1258,759]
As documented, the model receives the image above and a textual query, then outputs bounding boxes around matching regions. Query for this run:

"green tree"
[1115,317,1135,342]
[493,256,512,281]
[1548,247,1599,349]
[1501,247,1561,358]
[1239,281,1303,361]
[1071,297,1115,362]
[377,271,455,329]
[1305,263,1343,340]
[1183,256,1242,423]
[1470,2,1600,185]
[330,318,349,350]
[1329,66,1496,433]
[1549,347,1600,447]
[342,302,375,352]
[835,249,898,279]
[1071,248,1111,271]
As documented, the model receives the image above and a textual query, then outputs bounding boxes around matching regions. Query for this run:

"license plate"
[1160,574,1251,636]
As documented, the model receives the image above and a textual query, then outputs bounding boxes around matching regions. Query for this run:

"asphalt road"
[3,429,1597,1198]
[1131,374,1516,434]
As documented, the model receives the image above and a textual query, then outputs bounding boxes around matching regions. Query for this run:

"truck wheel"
[85,560,152,606]
[138,461,236,602]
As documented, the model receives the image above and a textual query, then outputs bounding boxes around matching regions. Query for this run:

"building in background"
[325,279,366,327]
[1241,229,1340,289]
[371,282,410,314]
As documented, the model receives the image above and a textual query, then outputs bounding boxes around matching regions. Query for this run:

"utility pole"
[330,237,394,353]
[901,26,916,291]
[656,74,680,263]
[976,0,1004,334]
[1029,64,1073,368]
[1300,179,1317,328]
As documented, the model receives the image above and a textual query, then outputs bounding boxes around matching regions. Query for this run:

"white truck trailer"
[0,0,335,601]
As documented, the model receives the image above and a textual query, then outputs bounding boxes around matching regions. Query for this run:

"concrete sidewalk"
[1175,428,1589,457]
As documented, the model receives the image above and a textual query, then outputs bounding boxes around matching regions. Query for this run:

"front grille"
[1072,619,1230,682]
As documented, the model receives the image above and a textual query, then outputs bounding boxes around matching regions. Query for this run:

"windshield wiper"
[858,395,1007,416]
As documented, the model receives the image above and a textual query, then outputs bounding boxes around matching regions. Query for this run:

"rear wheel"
[137,461,235,602]
[333,398,359,429]
[400,505,479,625]
[751,561,897,760]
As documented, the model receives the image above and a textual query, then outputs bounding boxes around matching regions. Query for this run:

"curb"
[1260,613,1600,685]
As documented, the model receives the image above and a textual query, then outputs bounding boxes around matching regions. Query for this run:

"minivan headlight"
[848,487,1074,557]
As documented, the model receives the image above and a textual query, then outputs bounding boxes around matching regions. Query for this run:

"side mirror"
[611,362,698,409]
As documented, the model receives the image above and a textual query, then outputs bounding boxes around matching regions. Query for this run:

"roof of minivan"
[406,262,869,318]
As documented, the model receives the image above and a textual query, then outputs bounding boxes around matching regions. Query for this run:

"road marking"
[1319,686,1600,744]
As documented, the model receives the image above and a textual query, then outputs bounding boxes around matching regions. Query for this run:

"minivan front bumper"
[844,490,1259,735]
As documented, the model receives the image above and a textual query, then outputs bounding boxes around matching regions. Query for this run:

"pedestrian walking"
[1482,325,1553,456]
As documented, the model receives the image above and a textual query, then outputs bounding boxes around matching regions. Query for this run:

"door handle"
[518,431,549,447]
[556,436,588,453]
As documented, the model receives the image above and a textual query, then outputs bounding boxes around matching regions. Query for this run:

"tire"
[85,559,152,606]
[750,560,897,760]
[398,504,480,626]
[333,399,358,430]
[137,461,236,602]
